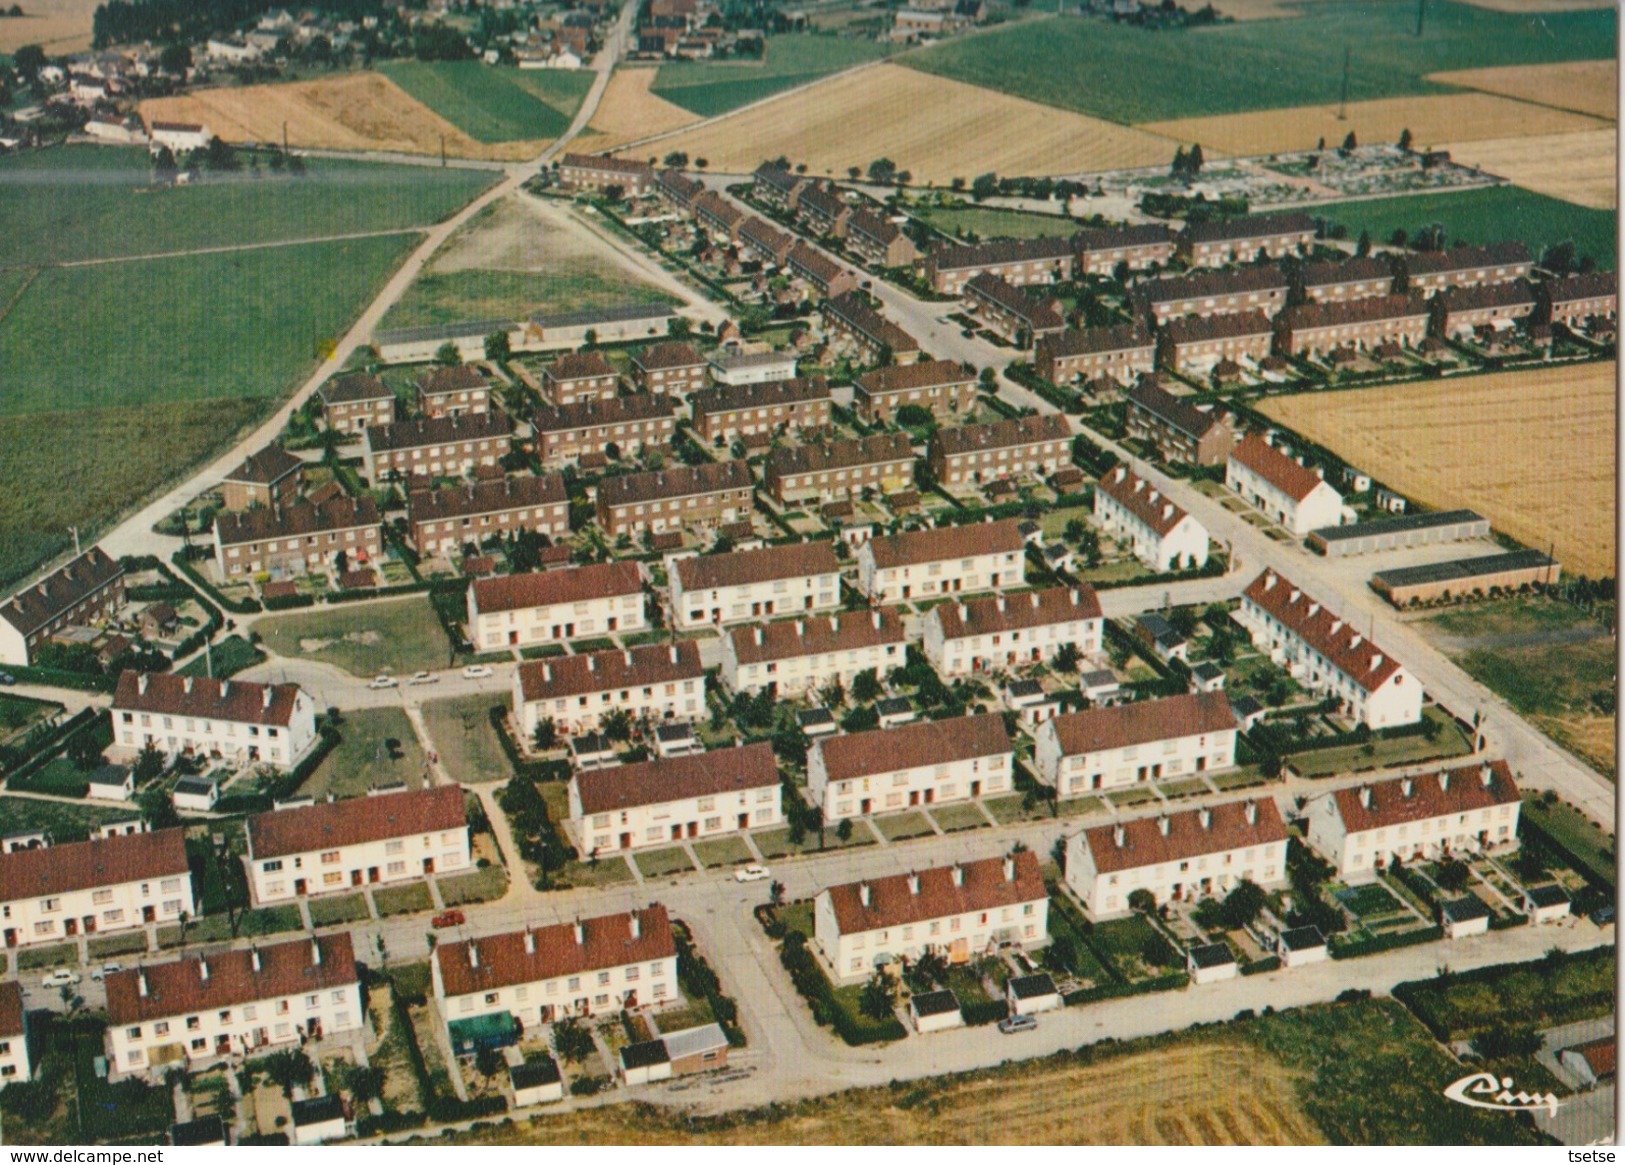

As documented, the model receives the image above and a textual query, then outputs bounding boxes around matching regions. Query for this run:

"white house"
[856,520,1026,604]
[570,743,781,854]
[0,827,193,948]
[1303,760,1521,881]
[432,907,678,1036]
[146,119,213,153]
[512,642,705,739]
[1066,798,1288,919]
[719,609,905,696]
[669,542,841,631]
[1225,435,1344,536]
[112,673,319,770]
[921,585,1102,678]
[244,785,470,904]
[1237,569,1423,728]
[468,562,646,651]
[814,852,1048,983]
[707,350,799,386]
[1033,690,1238,797]
[0,983,31,1087]
[807,713,1012,821]
[1093,465,1210,572]
[103,934,362,1077]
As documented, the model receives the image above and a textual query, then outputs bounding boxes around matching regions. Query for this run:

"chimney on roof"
[1349,634,1363,649]
[907,872,919,895]
[1438,770,1450,793]
[137,971,148,998]
[1331,619,1343,634]
[629,911,641,940]
[521,927,536,955]
[1263,572,1276,591]
[794,621,804,638]
[669,645,679,665]
[753,626,763,646]
[250,948,261,973]
[951,863,963,886]
[1157,816,1170,837]
[1480,763,1494,787]
[138,673,149,696]
[586,655,596,673]
[573,920,584,945]
[1370,654,1383,672]
[1162,503,1174,521]
[311,938,322,966]
[1003,856,1015,881]
[1244,801,1258,825]
[1113,824,1126,847]
[1307,602,1320,618]
[859,882,871,907]
[1358,786,1371,809]
[198,956,209,982]
[220,681,230,700]
[1198,808,1212,830]
[182,676,193,695]
[1401,777,1414,798]
[542,663,552,683]
[468,943,479,968]
[262,686,272,710]
[1289,589,1300,603]
[625,649,634,668]
[1070,588,1080,607]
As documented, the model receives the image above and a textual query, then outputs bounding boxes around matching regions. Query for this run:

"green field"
[914,204,1078,241]
[177,635,266,678]
[384,266,676,329]
[256,595,453,677]
[1312,186,1616,271]
[303,707,428,798]
[0,146,491,268]
[379,61,594,142]
[651,33,891,117]
[900,1,1615,124]
[420,693,511,783]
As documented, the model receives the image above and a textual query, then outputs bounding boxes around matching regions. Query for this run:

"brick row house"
[416,365,491,418]
[595,460,755,537]
[1225,434,1344,536]
[532,394,677,467]
[1093,464,1210,572]
[822,291,921,365]
[570,744,781,853]
[1158,311,1274,374]
[1035,324,1156,386]
[467,561,646,650]
[512,642,705,737]
[1431,279,1537,339]
[1274,294,1431,357]
[856,519,1026,603]
[787,241,858,299]
[542,351,621,405]
[558,153,656,197]
[921,585,1103,678]
[808,713,1013,821]
[924,236,1074,295]
[721,608,906,696]
[220,446,303,512]
[1175,212,1314,267]
[629,341,708,397]
[1539,271,1616,327]
[0,547,126,667]
[964,273,1065,346]
[0,827,193,950]
[1401,242,1532,294]
[853,359,976,424]
[657,168,704,210]
[113,672,319,768]
[1299,255,1397,303]
[928,414,1071,489]
[213,496,383,579]
[1134,265,1289,326]
[846,208,918,267]
[737,216,797,266]
[763,432,917,504]
[363,413,514,482]
[1075,222,1175,276]
[796,184,850,238]
[693,190,747,242]
[1124,378,1234,466]
[669,541,841,630]
[316,372,395,435]
[689,378,831,442]
[752,162,807,211]
[407,475,570,558]
[1034,690,1238,796]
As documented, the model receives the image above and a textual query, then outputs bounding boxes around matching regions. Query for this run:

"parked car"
[0,673,15,686]
[368,675,398,689]
[408,671,439,685]
[734,863,771,883]
[90,963,123,982]
[997,1014,1038,1035]
[461,665,495,679]
[41,969,81,988]
[431,909,466,929]
[1593,902,1616,926]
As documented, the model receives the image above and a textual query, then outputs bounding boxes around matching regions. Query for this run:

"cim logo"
[1443,1071,1562,1118]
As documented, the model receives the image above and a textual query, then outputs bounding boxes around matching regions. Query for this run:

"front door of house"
[295,879,307,896]
[620,833,632,849]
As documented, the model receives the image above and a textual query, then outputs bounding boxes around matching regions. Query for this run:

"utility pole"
[282,120,288,154]
[440,134,446,168]
[1336,46,1350,120]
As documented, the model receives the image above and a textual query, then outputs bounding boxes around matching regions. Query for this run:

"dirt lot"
[0,0,97,52]
[652,62,1186,182]
[1440,128,1616,208]
[1428,60,1618,121]
[584,66,704,151]
[139,73,547,161]
[1142,92,1606,155]
[1260,361,1616,578]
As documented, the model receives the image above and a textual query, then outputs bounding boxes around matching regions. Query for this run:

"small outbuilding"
[619,1038,672,1085]
[876,697,916,728]
[85,764,135,802]
[909,988,964,1033]
[1559,1037,1616,1090]
[1187,942,1238,985]
[1277,925,1327,968]
[796,708,837,737]
[1523,882,1572,925]
[171,1115,228,1147]
[661,1022,730,1075]
[1006,972,1062,1015]
[172,775,219,813]
[510,1057,565,1107]
[290,1095,348,1146]
[1439,896,1492,940]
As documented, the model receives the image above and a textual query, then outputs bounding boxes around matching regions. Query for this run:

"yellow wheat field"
[1440,129,1616,209]
[0,0,97,53]
[650,63,1191,182]
[1428,60,1618,121]
[1261,362,1617,578]
[1142,92,1606,156]
[139,73,547,162]
[582,66,705,152]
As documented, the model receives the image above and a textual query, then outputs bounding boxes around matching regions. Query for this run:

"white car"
[90,963,123,982]
[41,969,81,988]
[734,863,771,883]
[462,665,495,679]
[368,675,398,689]
[408,670,439,685]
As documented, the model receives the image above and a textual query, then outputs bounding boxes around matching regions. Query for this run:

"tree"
[694,157,709,170]
[1434,859,1470,893]
[475,1046,506,1079]
[667,315,692,339]
[133,740,165,786]
[1355,229,1372,258]
[850,668,881,704]
[552,1018,595,1064]
[1128,888,1156,915]
[66,729,105,772]
[1217,879,1266,929]
[12,43,43,80]
[1397,127,1413,152]
[152,145,177,183]
[818,676,845,709]
[847,166,861,180]
[858,970,895,1020]
[264,1048,315,1097]
[485,331,511,362]
[345,1065,383,1104]
[1472,1024,1542,1061]
[434,341,460,366]
[970,172,999,202]
[836,818,853,843]
[1170,145,1188,176]
[531,717,557,751]
[602,183,625,204]
[1053,642,1081,673]
[601,707,633,742]
[866,158,897,184]
[158,43,192,74]
[663,151,688,167]
[1187,143,1205,174]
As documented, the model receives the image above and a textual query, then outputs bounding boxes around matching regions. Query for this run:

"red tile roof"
[573,742,778,815]
[1136,264,1287,308]
[472,562,642,616]
[814,712,1010,782]
[0,827,188,903]
[0,547,124,637]
[247,785,467,861]
[674,541,838,592]
[1045,690,1236,756]
[114,671,304,727]
[727,607,905,665]
[366,411,513,454]
[516,641,703,703]
[765,432,915,478]
[823,851,1044,935]
[1037,323,1153,360]
[1329,760,1519,833]
[1164,310,1275,345]
[0,982,22,1039]
[224,445,303,486]
[1096,464,1192,537]
[1179,212,1313,245]
[417,364,488,395]
[1278,293,1429,331]
[1083,798,1286,874]
[855,358,974,397]
[930,236,1074,273]
[534,393,675,434]
[1403,242,1531,277]
[546,352,618,382]
[1571,1036,1616,1079]
[1228,434,1332,503]
[864,519,1024,570]
[596,460,752,508]
[928,585,1101,640]
[106,934,357,1025]
[931,414,1070,458]
[631,341,704,372]
[1243,569,1404,693]
[436,907,674,997]
[406,475,567,524]
[689,377,829,419]
[214,495,380,548]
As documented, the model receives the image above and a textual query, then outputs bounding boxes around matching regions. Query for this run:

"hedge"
[1062,972,1190,1007]
[172,549,261,614]
[1240,955,1280,976]
[261,591,317,612]
[1329,924,1443,960]
[1488,911,1529,931]
[488,706,564,784]
[1004,362,1082,413]
[2,664,116,693]
[325,581,432,605]
[2,706,99,783]
[1392,946,1615,1040]
[778,933,906,1046]
[1521,814,1616,890]
[126,582,196,603]
[674,922,746,1046]
[960,996,1010,1026]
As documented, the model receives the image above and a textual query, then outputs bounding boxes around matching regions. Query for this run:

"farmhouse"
[796,184,851,238]
[1274,294,1431,358]
[468,561,646,650]
[1237,569,1422,728]
[1175,212,1314,267]
[1066,798,1287,919]
[407,476,570,558]
[670,541,841,630]
[693,190,747,241]
[220,445,303,513]
[853,359,976,424]
[856,519,1026,603]
[526,304,677,350]
[629,341,707,397]
[594,460,754,537]
[1133,266,1288,325]
[737,216,797,266]
[822,291,921,365]
[1307,509,1489,558]
[0,827,193,950]
[316,372,395,435]
[1401,242,1532,293]
[532,394,677,467]
[557,153,655,196]
[1158,311,1273,374]
[1075,223,1175,276]
[104,934,361,1077]
[1305,761,1521,880]
[846,208,917,267]
[928,414,1071,488]
[416,365,491,418]
[1124,378,1234,467]
[570,743,781,853]
[1299,255,1396,303]
[1370,549,1559,607]
[432,908,677,1034]
[1432,279,1537,338]
[787,241,858,299]
[763,433,917,504]
[212,496,383,580]
[542,352,621,405]
[1225,434,1344,536]
[1035,324,1156,386]
[512,642,705,737]
[707,349,801,387]
[363,413,514,482]
[1093,464,1210,572]
[921,585,1102,678]
[1034,690,1237,796]
[245,785,469,904]
[689,378,831,441]
[964,273,1065,346]
[752,162,806,211]
[807,713,1012,821]
[924,236,1074,295]
[0,547,126,667]
[813,852,1046,983]
[113,672,319,768]
[1539,271,1616,328]
[720,608,905,695]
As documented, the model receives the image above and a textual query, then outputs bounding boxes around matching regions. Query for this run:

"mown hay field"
[1143,92,1606,155]
[649,32,892,118]
[1429,59,1618,119]
[1440,128,1616,209]
[583,66,703,151]
[0,0,97,52]
[648,63,1185,183]
[1260,362,1616,578]
[140,73,545,161]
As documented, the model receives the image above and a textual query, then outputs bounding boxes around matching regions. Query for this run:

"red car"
[431,909,465,929]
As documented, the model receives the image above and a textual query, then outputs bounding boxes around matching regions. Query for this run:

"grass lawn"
[14,756,89,798]
[1523,795,1616,888]
[651,32,891,116]
[899,1,1614,124]
[257,595,452,677]
[927,801,990,833]
[1287,708,1473,778]
[177,634,265,678]
[71,1020,175,1142]
[1105,786,1160,809]
[0,796,134,843]
[754,822,876,858]
[374,882,434,918]
[634,846,696,879]
[692,835,754,868]
[1208,766,1269,793]
[873,810,936,842]
[560,855,637,888]
[18,944,78,971]
[0,692,61,742]
[652,996,715,1034]
[1311,185,1617,271]
[1425,596,1594,639]
[437,865,509,906]
[303,708,427,798]
[309,893,372,927]
[420,694,511,783]
[913,203,1077,241]
[383,265,676,330]
[87,932,149,959]
[378,61,593,142]
[1334,883,1402,921]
